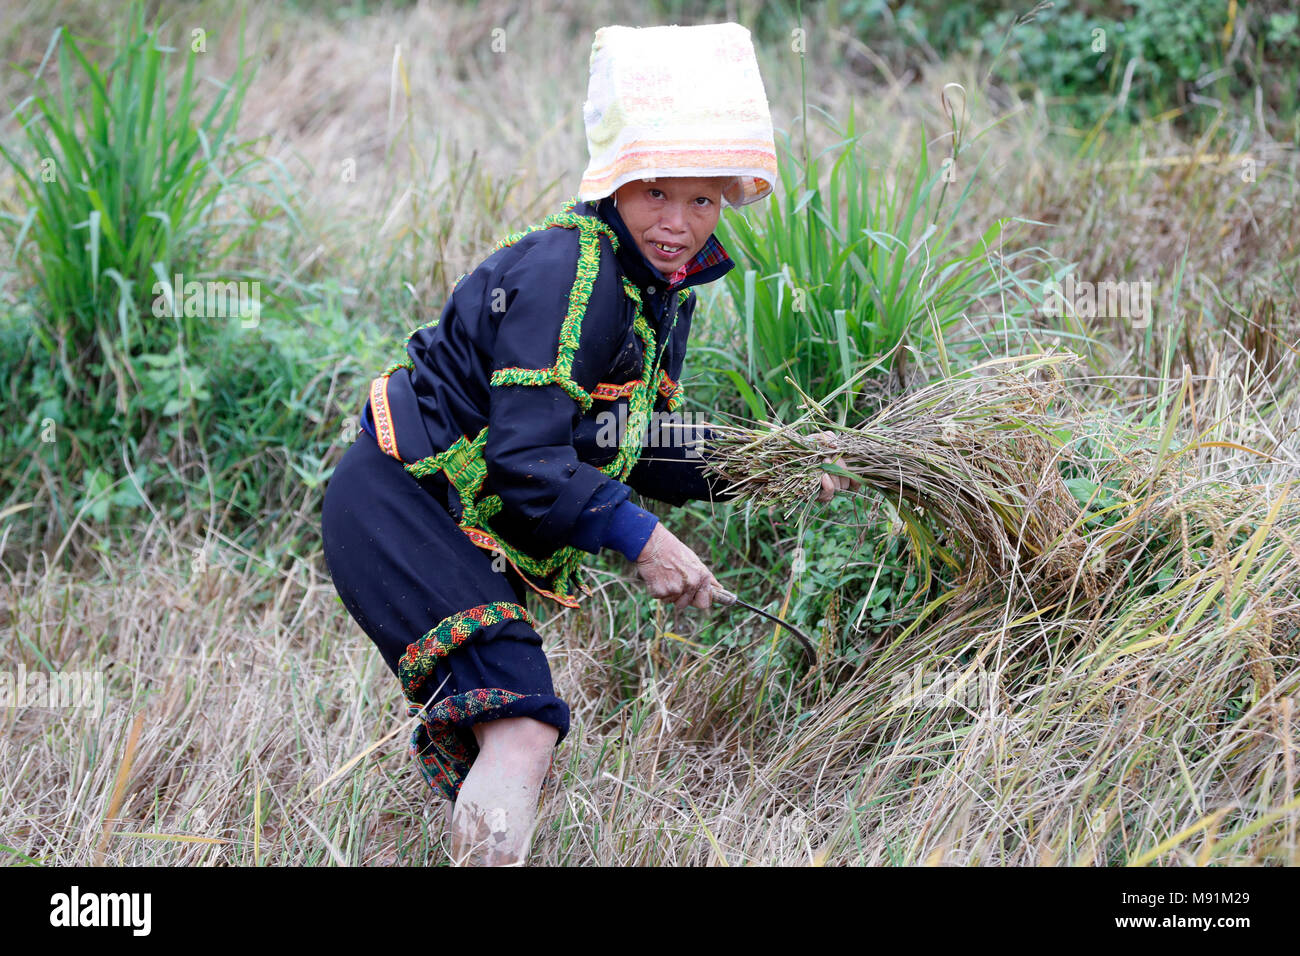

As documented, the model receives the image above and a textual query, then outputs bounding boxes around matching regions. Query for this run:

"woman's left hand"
[810,430,860,503]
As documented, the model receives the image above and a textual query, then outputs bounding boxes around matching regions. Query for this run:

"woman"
[321,23,854,866]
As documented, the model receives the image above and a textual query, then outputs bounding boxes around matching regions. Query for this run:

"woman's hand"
[634,523,720,610]
[811,430,861,503]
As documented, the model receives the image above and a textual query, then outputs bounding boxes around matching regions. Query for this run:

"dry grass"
[1,0,1297,866]
[4,349,1297,866]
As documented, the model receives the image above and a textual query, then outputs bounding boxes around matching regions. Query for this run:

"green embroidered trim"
[396,199,663,604]
[664,289,691,412]
[600,277,657,483]
[489,367,553,388]
[380,199,628,381]
[398,601,535,704]
[486,201,619,414]
[658,370,685,413]
[485,198,620,257]
[403,423,592,593]
[406,427,491,523]
[381,316,439,376]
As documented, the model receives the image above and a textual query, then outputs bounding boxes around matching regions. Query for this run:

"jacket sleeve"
[624,415,739,507]
[483,233,635,552]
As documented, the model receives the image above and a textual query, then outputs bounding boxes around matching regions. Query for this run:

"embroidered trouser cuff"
[401,603,570,802]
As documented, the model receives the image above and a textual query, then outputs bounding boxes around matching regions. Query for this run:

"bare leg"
[449,716,558,866]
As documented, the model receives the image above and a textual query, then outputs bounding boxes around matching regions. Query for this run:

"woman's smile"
[613,176,729,273]
[648,239,688,263]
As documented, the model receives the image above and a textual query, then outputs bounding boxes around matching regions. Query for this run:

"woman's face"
[612,176,729,274]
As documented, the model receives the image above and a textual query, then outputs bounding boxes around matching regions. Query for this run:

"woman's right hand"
[634,523,720,610]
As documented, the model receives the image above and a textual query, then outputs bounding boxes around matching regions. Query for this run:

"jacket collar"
[578,198,735,295]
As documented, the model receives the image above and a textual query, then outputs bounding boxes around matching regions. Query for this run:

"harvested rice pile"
[702,353,1103,597]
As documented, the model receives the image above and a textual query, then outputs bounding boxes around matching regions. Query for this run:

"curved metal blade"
[712,588,818,663]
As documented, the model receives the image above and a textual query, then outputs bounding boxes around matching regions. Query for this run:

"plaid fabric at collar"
[667,234,731,290]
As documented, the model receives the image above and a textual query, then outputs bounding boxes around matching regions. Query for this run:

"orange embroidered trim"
[460,526,585,609]
[591,380,638,401]
[657,370,680,402]
[582,141,777,178]
[591,371,679,404]
[369,375,401,460]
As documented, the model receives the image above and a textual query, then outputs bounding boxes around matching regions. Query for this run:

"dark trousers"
[321,428,570,800]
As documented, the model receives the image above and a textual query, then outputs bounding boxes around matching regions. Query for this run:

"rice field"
[1,0,1297,867]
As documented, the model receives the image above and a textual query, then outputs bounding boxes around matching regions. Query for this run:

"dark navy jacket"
[359,197,738,570]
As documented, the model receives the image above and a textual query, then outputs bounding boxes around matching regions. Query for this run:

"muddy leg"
[449,716,558,866]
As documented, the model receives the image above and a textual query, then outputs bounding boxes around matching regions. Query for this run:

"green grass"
[0,2,348,557]
[1,4,259,414]
[705,103,1048,423]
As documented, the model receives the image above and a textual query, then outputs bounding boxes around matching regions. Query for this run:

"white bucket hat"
[578,22,778,208]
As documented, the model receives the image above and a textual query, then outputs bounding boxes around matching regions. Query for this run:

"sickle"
[711,587,818,664]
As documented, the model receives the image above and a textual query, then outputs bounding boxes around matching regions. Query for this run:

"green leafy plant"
[785,511,945,666]
[975,0,1237,127]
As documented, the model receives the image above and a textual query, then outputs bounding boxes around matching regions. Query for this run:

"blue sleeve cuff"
[568,483,660,561]
[568,480,632,555]
[603,499,660,562]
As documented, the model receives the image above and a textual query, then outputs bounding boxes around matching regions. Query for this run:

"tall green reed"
[0,3,297,534]
[705,106,1042,424]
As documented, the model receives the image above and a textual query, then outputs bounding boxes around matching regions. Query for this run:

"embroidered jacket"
[360,197,738,607]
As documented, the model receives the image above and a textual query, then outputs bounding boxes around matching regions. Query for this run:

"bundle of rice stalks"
[703,352,1102,597]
